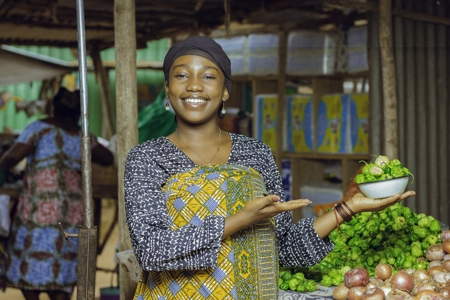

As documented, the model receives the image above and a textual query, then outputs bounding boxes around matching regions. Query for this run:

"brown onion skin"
[333,283,349,300]
[345,267,371,288]
[427,266,444,277]
[427,261,442,269]
[439,286,450,298]
[412,279,437,295]
[412,269,430,282]
[386,289,411,300]
[443,240,450,254]
[426,244,445,261]
[443,260,450,272]
[376,263,393,280]
[348,286,367,300]
[361,287,385,300]
[391,271,414,292]
[441,230,450,242]
[414,290,441,299]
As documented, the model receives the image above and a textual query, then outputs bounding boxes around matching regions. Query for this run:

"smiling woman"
[123,36,415,300]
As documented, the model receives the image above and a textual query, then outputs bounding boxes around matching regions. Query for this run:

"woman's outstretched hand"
[223,195,310,239]
[349,190,416,215]
[242,195,311,223]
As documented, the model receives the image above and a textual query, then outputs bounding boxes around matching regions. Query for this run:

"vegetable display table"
[278,285,334,299]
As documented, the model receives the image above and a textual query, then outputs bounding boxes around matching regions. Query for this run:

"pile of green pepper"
[355,155,414,184]
[278,269,319,293]
[304,202,442,287]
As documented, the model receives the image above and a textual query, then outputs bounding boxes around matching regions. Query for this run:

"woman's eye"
[203,75,216,80]
[175,74,188,79]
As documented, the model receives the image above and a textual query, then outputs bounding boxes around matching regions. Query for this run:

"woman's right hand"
[242,195,311,223]
[222,195,311,239]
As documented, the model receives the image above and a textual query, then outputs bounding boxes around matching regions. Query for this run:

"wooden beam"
[114,0,138,298]
[379,0,398,159]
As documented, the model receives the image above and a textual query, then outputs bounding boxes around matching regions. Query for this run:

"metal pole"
[75,0,97,299]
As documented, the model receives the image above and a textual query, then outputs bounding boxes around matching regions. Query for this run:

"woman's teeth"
[185,98,206,104]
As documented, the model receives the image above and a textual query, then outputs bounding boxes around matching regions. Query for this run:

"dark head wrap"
[163,36,232,93]
[53,87,81,117]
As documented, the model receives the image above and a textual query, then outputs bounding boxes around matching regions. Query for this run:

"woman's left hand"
[349,191,416,214]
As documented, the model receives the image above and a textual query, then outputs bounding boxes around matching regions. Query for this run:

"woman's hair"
[52,87,81,118]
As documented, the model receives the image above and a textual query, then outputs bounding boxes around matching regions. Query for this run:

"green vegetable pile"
[278,269,320,293]
[306,202,442,287]
[355,155,414,184]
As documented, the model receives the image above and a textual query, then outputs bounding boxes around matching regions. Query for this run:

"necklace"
[176,127,222,165]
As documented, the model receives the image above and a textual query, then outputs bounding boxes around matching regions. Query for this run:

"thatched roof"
[0,0,369,49]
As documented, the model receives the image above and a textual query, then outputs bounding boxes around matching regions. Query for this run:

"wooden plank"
[367,13,383,159]
[114,0,138,298]
[379,0,399,159]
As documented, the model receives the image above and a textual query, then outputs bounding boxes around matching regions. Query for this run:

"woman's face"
[165,55,229,124]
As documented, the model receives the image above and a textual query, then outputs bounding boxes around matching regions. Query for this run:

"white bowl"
[357,176,410,199]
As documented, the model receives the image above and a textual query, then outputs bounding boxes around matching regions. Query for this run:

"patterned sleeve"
[124,143,224,272]
[257,144,334,267]
[16,121,43,146]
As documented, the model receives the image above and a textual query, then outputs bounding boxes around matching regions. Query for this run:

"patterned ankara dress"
[4,120,97,293]
[125,133,334,300]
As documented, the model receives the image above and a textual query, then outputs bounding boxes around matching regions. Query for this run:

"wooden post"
[114,0,138,299]
[379,0,399,158]
[91,46,115,139]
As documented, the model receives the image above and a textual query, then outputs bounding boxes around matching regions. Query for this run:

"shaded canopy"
[0,0,369,49]
[0,45,76,85]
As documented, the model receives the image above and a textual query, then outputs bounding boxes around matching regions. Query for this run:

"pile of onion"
[330,230,450,299]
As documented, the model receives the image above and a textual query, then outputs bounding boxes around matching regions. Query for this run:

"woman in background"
[0,87,113,300]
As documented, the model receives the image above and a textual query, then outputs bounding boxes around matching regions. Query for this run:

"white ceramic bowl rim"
[356,175,412,186]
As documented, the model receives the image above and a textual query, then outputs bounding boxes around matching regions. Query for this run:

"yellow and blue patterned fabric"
[134,164,278,300]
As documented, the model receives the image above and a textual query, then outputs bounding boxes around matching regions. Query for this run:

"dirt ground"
[0,199,121,300]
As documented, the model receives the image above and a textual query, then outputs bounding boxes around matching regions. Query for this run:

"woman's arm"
[0,142,34,169]
[312,191,415,238]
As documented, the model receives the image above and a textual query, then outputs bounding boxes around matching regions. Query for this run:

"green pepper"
[362,163,371,175]
[411,244,423,257]
[429,220,441,233]
[320,275,332,287]
[293,272,305,282]
[389,159,403,167]
[421,241,430,250]
[375,155,390,169]
[390,166,404,178]
[305,280,318,292]
[288,278,300,290]
[387,257,396,265]
[427,235,438,245]
[396,252,405,268]
[278,277,283,287]
[365,174,377,182]
[402,260,412,269]
[418,217,430,228]
[413,226,427,238]
[384,166,392,174]
[369,165,383,176]
[380,174,393,180]
[279,281,289,291]
[281,272,293,281]
[355,174,366,184]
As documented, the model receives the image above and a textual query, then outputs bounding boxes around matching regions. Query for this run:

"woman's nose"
[187,77,203,92]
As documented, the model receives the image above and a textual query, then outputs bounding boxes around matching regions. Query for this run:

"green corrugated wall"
[0,39,168,138]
